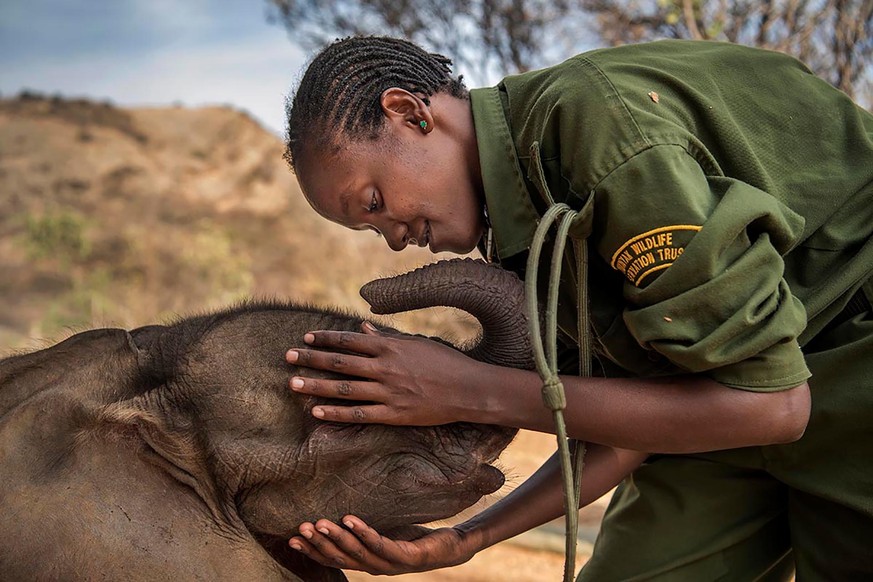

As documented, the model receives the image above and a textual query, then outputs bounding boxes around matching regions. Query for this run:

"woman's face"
[297,91,485,255]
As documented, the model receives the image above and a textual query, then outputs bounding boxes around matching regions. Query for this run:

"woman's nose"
[384,222,412,252]
[386,234,408,252]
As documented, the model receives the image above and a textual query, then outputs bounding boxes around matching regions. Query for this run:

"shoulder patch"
[610,225,701,286]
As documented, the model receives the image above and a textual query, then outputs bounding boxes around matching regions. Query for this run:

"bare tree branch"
[267,0,872,107]
[579,0,872,105]
[683,0,704,39]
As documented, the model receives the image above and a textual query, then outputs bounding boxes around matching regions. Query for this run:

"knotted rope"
[525,202,590,582]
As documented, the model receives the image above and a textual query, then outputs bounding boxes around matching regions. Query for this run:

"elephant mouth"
[383,450,506,502]
[462,463,506,494]
[302,419,514,523]
[291,421,515,535]
[409,455,505,492]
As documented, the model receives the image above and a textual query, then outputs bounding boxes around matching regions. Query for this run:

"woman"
[282,36,873,579]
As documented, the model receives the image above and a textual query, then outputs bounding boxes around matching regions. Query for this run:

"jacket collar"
[470,86,541,261]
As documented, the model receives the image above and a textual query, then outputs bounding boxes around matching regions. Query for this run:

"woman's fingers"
[290,377,384,402]
[304,328,385,355]
[287,536,329,564]
[310,403,396,424]
[338,516,407,560]
[289,517,468,575]
[290,520,397,574]
[291,522,352,569]
[286,346,374,377]
[289,375,397,423]
[313,519,397,570]
[289,376,400,423]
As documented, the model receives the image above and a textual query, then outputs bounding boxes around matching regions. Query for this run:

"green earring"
[419,120,428,130]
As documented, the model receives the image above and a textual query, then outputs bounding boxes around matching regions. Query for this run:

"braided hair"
[284,36,468,173]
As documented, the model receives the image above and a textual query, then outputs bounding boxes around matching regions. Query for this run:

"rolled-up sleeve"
[593,144,811,391]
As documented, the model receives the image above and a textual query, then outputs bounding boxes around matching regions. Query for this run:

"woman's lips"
[424,221,432,250]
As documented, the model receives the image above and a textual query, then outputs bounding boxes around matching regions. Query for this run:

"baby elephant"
[0,259,533,581]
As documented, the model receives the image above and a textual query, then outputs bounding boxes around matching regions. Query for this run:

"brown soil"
[346,544,581,582]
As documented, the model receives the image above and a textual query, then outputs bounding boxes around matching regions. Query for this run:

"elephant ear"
[0,328,151,417]
[256,535,349,582]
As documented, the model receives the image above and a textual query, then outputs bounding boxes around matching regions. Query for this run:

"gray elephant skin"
[0,259,533,581]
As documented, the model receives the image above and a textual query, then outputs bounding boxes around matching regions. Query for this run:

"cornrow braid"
[284,36,467,172]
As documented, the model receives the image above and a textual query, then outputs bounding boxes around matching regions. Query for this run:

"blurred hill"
[0,93,478,352]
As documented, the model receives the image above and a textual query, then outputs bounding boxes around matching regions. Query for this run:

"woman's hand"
[288,516,479,575]
[286,322,489,426]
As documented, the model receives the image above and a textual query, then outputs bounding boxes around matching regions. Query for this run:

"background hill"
[0,92,478,352]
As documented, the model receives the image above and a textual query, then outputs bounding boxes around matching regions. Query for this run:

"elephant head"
[0,258,533,581]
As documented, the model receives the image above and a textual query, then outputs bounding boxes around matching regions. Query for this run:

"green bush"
[25,212,91,263]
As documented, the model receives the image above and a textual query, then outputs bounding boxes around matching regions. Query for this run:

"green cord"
[525,203,590,582]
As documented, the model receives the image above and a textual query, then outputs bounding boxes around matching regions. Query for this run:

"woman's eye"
[367,192,379,212]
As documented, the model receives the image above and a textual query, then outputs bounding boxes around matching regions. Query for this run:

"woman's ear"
[380,88,433,134]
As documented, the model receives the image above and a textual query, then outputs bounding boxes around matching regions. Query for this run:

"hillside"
[0,93,476,351]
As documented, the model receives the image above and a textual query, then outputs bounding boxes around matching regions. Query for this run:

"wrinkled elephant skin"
[0,259,533,581]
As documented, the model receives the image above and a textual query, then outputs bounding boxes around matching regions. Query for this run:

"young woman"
[282,36,873,579]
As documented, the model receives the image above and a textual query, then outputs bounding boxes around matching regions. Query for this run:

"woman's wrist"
[453,514,494,554]
[469,363,550,429]
[453,359,521,425]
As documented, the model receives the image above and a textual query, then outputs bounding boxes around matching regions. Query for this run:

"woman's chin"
[442,236,483,256]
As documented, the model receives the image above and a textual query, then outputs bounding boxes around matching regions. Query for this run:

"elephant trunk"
[360,258,534,370]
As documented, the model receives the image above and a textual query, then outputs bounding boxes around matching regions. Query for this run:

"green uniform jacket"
[471,40,873,392]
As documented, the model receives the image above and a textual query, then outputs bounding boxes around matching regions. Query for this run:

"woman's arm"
[289,444,647,575]
[457,444,647,549]
[478,365,811,454]
[288,325,811,454]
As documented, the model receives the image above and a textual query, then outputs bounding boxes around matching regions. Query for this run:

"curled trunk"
[360,258,534,370]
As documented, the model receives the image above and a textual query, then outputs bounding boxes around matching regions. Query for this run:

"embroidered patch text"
[610,225,701,286]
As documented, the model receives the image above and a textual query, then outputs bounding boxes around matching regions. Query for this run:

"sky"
[1,0,309,136]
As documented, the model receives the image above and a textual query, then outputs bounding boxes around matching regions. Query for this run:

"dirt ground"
[346,430,608,582]
[346,542,584,582]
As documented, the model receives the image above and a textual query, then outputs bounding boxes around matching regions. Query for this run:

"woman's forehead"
[299,158,360,215]
[298,134,402,209]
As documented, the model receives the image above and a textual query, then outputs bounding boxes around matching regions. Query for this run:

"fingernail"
[312,407,324,418]
[343,520,355,530]
[301,529,313,539]
[291,377,304,389]
[318,527,330,536]
[304,333,315,344]
[290,543,302,551]
[286,350,299,363]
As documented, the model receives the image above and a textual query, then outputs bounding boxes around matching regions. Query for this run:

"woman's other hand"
[289,516,478,575]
